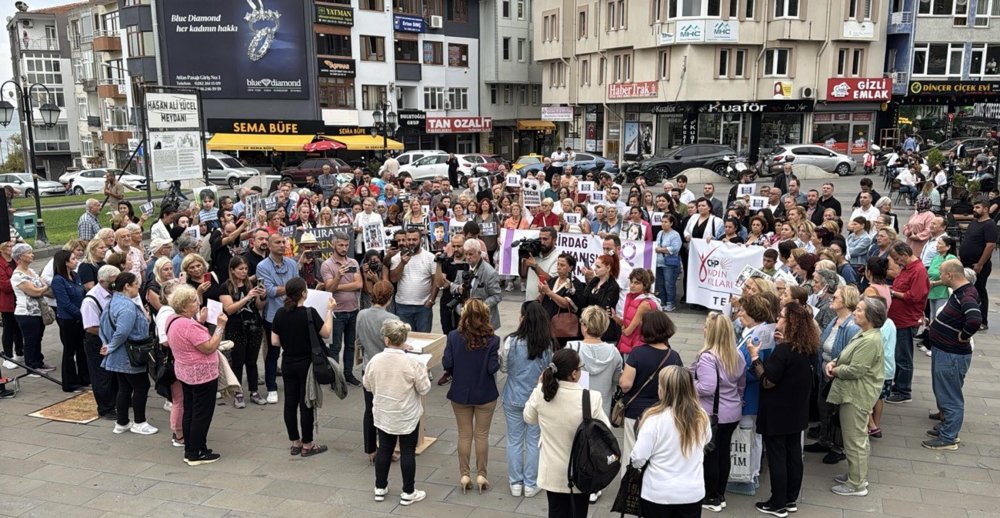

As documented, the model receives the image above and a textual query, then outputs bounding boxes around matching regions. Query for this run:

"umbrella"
[303,139,345,152]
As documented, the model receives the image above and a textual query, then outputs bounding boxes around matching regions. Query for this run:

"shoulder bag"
[304,308,335,386]
[610,349,672,428]
[40,300,55,326]
[107,302,156,368]
[694,354,722,453]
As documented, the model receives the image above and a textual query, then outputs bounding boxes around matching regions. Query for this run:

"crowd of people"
[0,146,992,517]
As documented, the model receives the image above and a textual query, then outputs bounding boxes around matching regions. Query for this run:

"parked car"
[377,150,446,175]
[0,173,66,197]
[205,153,260,189]
[512,153,544,171]
[918,137,991,159]
[764,144,857,176]
[634,144,735,180]
[278,157,351,185]
[465,154,504,172]
[519,152,619,177]
[398,153,481,182]
[58,168,146,195]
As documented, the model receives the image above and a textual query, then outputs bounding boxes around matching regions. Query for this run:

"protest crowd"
[0,142,995,517]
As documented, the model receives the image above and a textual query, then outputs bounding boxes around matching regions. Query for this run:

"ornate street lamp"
[370,94,397,161]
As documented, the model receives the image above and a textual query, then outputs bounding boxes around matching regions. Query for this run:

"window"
[446,0,468,21]
[490,85,498,104]
[424,86,445,109]
[835,47,864,76]
[607,1,617,29]
[746,0,756,17]
[517,38,526,61]
[613,55,621,82]
[623,54,632,81]
[423,41,443,64]
[503,85,512,103]
[974,0,1000,25]
[658,50,669,79]
[362,85,386,110]
[503,37,511,60]
[502,0,510,17]
[448,43,469,67]
[763,48,790,76]
[395,39,419,62]
[669,0,723,18]
[847,0,873,19]
[718,48,729,77]
[395,0,420,14]
[360,0,384,10]
[852,49,864,75]
[581,58,591,85]
[599,57,606,84]
[618,0,628,28]
[316,33,351,57]
[970,43,1000,75]
[24,57,65,107]
[912,43,964,76]
[579,10,588,38]
[448,87,468,110]
[531,85,541,104]
[717,48,747,77]
[101,11,119,33]
[360,36,385,61]
[126,27,154,57]
[77,97,88,121]
[319,77,356,109]
[519,85,528,104]
[81,135,95,158]
[735,49,746,76]
[560,62,566,86]
[517,0,526,19]
[653,0,663,21]
[774,0,799,17]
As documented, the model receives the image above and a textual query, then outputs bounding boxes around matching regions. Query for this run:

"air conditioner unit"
[21,19,33,28]
[430,15,443,28]
[800,86,815,99]
[443,99,452,110]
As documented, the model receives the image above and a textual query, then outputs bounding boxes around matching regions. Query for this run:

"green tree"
[1,133,24,173]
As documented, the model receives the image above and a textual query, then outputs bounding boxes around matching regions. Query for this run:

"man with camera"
[321,232,363,386]
[389,228,438,332]
[520,226,560,303]
[451,240,502,329]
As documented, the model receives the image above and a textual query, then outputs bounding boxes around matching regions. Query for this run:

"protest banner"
[292,226,353,260]
[748,196,768,211]
[737,183,757,197]
[497,229,656,281]
[685,240,766,311]
[523,179,541,207]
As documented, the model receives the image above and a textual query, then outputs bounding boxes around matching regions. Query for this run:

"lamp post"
[0,80,60,245]
[369,94,397,162]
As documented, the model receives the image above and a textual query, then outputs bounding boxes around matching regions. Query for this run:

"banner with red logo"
[686,240,766,310]
[426,116,493,134]
[826,78,892,102]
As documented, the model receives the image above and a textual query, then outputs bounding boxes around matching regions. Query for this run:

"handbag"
[125,336,156,368]
[551,307,580,338]
[611,463,646,517]
[694,354,721,453]
[40,301,55,326]
[610,350,672,428]
[150,317,178,384]
[727,426,754,484]
[304,308,335,386]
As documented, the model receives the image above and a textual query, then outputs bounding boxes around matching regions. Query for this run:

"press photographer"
[449,240,502,330]
[434,232,468,336]
[519,227,559,302]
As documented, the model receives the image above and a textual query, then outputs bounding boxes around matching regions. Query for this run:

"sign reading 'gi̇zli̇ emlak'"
[826,77,892,102]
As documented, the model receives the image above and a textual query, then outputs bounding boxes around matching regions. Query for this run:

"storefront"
[205,118,327,164]
[516,117,557,157]
[425,116,492,153]
[890,80,1000,146]
[815,77,892,156]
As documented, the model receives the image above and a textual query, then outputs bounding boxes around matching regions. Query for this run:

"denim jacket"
[737,322,776,416]
[99,292,150,374]
[500,335,553,408]
[818,314,861,367]
[655,229,682,268]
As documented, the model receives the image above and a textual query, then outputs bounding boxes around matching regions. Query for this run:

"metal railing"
[19,37,59,51]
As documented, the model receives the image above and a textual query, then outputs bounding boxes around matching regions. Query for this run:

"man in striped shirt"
[923,260,982,451]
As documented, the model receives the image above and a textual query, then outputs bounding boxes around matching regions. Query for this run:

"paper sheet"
[206,299,223,326]
[305,289,332,316]
[406,337,438,353]
[409,353,433,366]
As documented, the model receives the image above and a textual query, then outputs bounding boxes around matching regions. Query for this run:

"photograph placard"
[748,196,768,210]
[737,183,757,197]
[523,179,541,207]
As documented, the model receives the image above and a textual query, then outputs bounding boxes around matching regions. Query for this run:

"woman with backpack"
[630,365,712,516]
[524,348,611,518]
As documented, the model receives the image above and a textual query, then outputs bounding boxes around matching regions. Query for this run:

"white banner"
[497,229,656,281]
[685,240,766,310]
[146,91,203,183]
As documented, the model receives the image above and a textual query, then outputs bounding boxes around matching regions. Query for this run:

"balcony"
[101,130,131,146]
[93,31,122,52]
[20,37,59,52]
[891,71,909,95]
[887,11,913,35]
[97,80,127,99]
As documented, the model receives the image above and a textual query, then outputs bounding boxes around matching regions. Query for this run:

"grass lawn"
[11,189,165,210]
[23,200,162,247]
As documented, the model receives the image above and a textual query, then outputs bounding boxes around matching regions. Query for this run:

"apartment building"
[534,0,889,163]
[5,4,82,177]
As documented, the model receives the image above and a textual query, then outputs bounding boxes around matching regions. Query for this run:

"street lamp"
[369,94,397,161]
[0,79,62,245]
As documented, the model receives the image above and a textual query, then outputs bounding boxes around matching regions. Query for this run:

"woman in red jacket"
[0,241,22,369]
[614,269,659,357]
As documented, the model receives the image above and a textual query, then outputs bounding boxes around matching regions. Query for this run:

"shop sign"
[327,126,372,136]
[772,81,793,99]
[706,20,739,42]
[393,14,425,33]
[669,20,739,44]
[426,116,493,134]
[697,100,814,113]
[315,5,353,27]
[843,20,875,38]
[317,58,355,78]
[676,21,704,42]
[827,77,892,102]
[397,110,426,132]
[608,81,659,99]
[542,106,574,122]
[908,80,1000,96]
[207,118,325,134]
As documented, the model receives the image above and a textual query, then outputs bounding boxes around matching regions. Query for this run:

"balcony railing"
[20,37,59,51]
[887,11,913,34]
[891,71,909,94]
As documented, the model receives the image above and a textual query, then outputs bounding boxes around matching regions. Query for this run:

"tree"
[1,133,24,173]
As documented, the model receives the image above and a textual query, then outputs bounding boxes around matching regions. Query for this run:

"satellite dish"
[15,2,29,12]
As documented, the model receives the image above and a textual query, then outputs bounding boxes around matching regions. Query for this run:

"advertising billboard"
[158,0,310,100]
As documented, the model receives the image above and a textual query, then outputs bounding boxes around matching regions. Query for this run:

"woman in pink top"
[166,284,229,466]
[614,269,659,356]
[504,204,530,230]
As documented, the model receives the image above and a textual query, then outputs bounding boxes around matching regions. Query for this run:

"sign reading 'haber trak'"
[426,116,493,133]
[826,77,892,102]
[608,81,659,99]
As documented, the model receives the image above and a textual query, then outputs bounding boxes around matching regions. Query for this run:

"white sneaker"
[163,401,172,412]
[509,483,523,497]
[13,355,24,362]
[266,391,278,404]
[113,421,133,434]
[130,422,159,435]
[373,487,388,502]
[399,489,426,506]
[589,490,602,503]
[2,359,16,370]
[215,391,222,400]
[925,348,932,357]
[523,486,541,498]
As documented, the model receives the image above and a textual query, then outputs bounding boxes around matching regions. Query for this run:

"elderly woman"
[599,205,624,238]
[99,272,156,435]
[874,197,899,233]
[530,198,560,229]
[0,241,22,368]
[95,227,116,251]
[166,284,227,465]
[181,254,218,307]
[11,244,53,372]
[824,297,887,497]
[357,281,398,463]
[154,279,184,447]
[146,257,175,313]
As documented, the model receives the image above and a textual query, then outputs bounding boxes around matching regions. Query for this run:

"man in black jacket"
[818,182,842,216]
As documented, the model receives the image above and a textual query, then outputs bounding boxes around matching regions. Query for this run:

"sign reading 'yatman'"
[426,117,493,133]
[608,81,659,99]
[826,77,892,102]
[908,81,1000,96]
[318,58,355,78]
[315,4,353,26]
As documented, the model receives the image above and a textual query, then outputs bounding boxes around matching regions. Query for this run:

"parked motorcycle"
[722,155,755,184]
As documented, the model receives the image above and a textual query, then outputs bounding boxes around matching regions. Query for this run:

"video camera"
[511,237,542,259]
[447,264,474,311]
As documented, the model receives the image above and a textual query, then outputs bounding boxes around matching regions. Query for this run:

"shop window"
[448,44,469,67]
[396,39,419,63]
[912,43,963,76]
[319,77,356,109]
[446,0,468,22]
[774,0,798,17]
[502,0,510,17]
[518,38,526,61]
[448,88,468,110]
[361,36,385,61]
[362,85,386,110]
[395,0,420,15]
[360,0,384,10]
[317,33,351,57]
[669,0,723,18]
[424,86,445,110]
[423,41,443,65]
[659,50,670,80]
[763,48,790,77]
[970,44,1000,76]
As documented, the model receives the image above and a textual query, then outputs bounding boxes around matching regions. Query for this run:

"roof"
[32,1,90,15]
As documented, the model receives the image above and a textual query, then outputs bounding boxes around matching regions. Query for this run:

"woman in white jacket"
[630,365,712,517]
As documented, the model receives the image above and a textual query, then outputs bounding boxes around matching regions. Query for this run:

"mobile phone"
[256,281,263,291]
[346,266,358,273]
[203,273,211,283]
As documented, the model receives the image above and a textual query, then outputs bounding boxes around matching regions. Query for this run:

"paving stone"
[139,481,220,505]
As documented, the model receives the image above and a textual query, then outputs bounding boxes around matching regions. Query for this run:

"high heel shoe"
[476,475,490,494]
[459,475,472,494]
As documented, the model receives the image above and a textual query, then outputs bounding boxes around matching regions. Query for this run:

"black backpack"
[567,389,622,496]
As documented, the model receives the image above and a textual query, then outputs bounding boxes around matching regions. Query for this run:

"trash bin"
[12,212,35,238]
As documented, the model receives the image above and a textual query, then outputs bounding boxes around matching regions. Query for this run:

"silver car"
[766,144,857,176]
[0,173,66,197]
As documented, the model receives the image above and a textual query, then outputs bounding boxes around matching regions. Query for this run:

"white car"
[378,150,446,175]
[398,153,481,182]
[59,168,146,195]
[205,153,260,189]
[0,173,66,197]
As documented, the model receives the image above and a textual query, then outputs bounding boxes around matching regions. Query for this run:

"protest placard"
[737,183,757,197]
[578,181,595,193]
[506,174,520,188]
[364,222,387,250]
[686,240,766,310]
[651,212,664,225]
[522,179,541,207]
[748,196,768,210]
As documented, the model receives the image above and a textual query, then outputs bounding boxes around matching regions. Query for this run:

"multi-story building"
[533,0,889,163]
[5,3,83,177]
[479,0,545,158]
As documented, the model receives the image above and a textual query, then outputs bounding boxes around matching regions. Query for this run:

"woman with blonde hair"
[631,366,712,516]
[79,237,109,290]
[689,312,747,512]
[566,306,622,417]
[145,256,175,313]
[95,228,116,250]
[317,206,334,227]
[443,298,501,493]
[180,254,217,306]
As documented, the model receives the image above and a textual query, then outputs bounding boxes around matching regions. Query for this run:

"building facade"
[533,0,889,163]
[5,5,82,177]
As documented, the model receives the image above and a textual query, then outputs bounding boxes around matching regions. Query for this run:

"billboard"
[158,0,310,100]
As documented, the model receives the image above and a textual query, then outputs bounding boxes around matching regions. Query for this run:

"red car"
[279,157,351,185]
[466,154,505,172]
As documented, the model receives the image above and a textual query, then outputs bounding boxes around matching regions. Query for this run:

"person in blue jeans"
[389,229,437,333]
[321,233,363,386]
[257,234,299,404]
[499,302,553,498]
[654,213,683,312]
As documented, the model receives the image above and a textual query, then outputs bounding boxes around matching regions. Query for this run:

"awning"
[330,134,404,151]
[517,119,556,131]
[207,133,315,152]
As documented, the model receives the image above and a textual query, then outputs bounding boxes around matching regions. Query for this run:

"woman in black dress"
[537,253,586,347]
[578,254,621,344]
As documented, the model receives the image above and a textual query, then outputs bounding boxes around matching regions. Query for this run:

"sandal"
[868,427,882,438]
[301,445,328,457]
[290,445,303,455]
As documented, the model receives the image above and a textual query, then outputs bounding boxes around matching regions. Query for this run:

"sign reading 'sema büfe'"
[145,91,204,183]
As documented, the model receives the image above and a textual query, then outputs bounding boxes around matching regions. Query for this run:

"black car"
[636,144,735,180]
